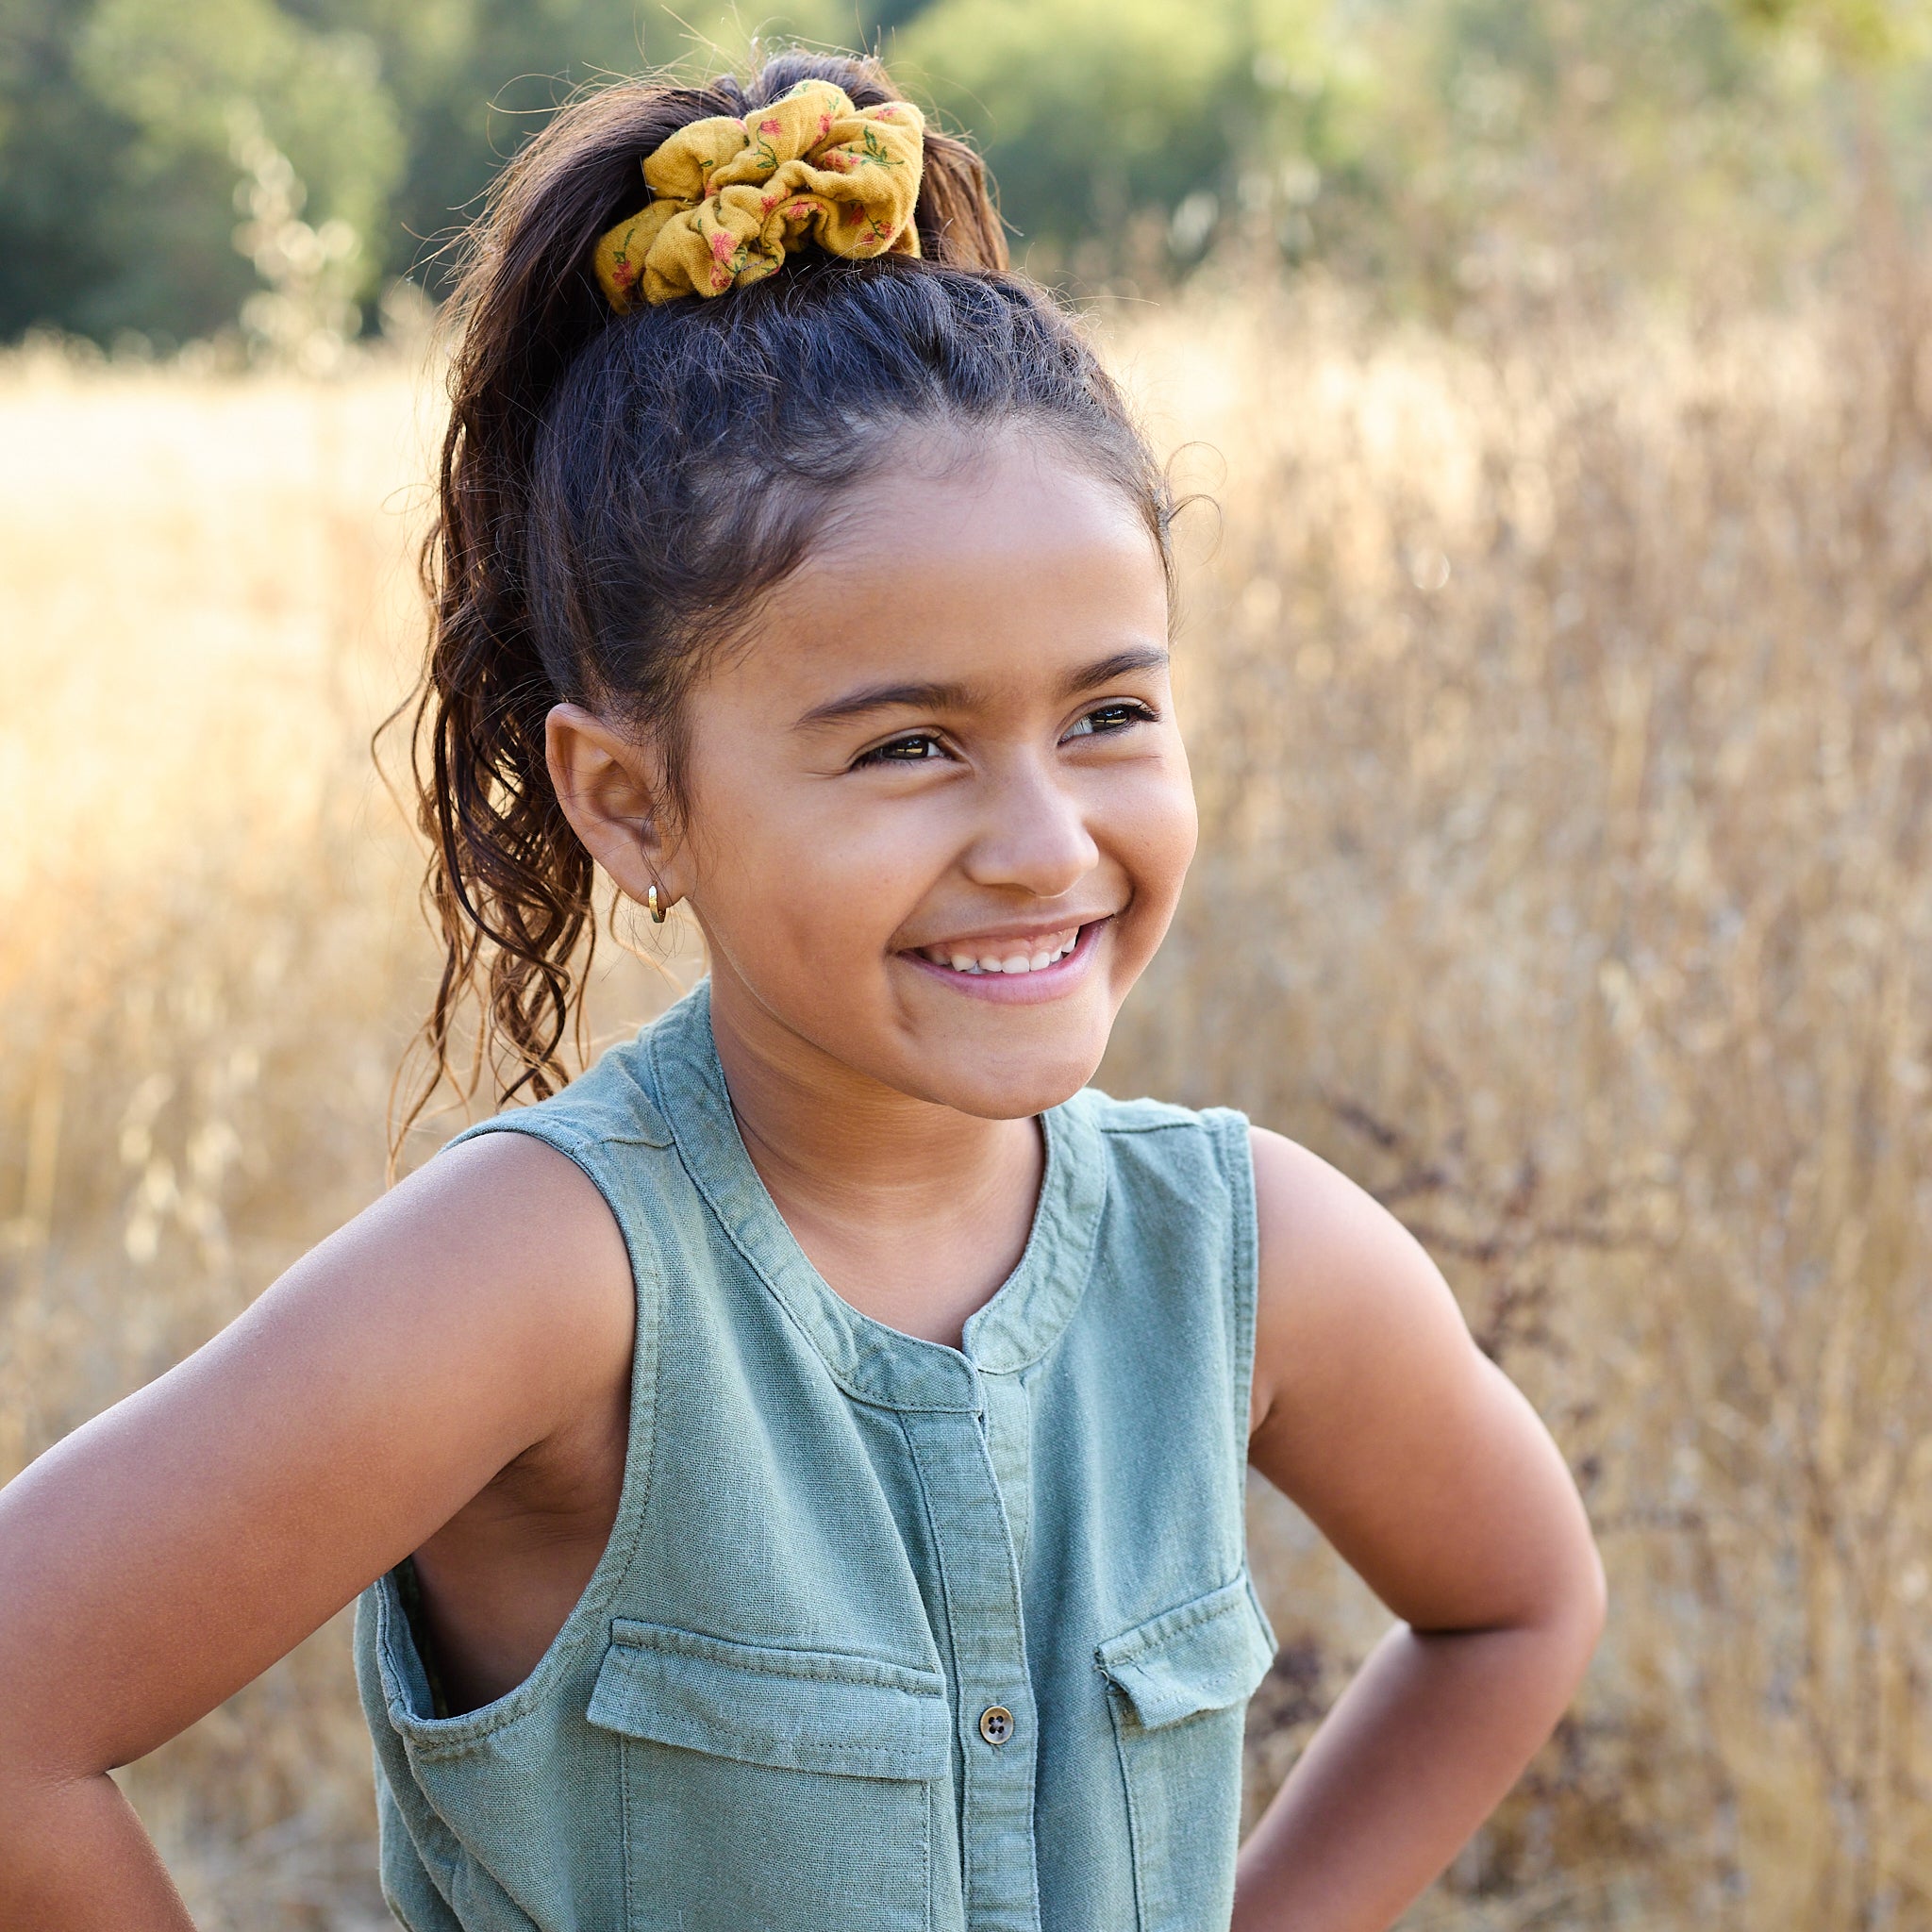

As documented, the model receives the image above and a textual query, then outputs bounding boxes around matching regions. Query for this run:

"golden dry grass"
[3,288,1929,1926]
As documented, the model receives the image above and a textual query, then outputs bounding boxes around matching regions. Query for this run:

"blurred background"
[4,0,1931,1924]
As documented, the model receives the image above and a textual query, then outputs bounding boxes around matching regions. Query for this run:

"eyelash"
[1063,700,1157,740]
[851,700,1158,769]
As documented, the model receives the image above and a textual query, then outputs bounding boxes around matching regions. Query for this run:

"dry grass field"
[3,281,1930,1926]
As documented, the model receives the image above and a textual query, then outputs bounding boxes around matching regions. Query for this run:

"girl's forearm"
[0,1774,195,1929]
[1232,1612,1597,1932]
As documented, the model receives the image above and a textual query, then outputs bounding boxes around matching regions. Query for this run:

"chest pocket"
[588,1620,951,1932]
[1098,1576,1278,1932]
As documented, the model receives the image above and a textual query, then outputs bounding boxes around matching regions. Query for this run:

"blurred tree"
[356,1,864,292]
[324,0,681,296]
[881,0,1924,300]
[0,0,148,340]
[73,0,406,338]
[885,0,1358,279]
[1730,0,1932,61]
[0,0,1926,341]
[0,0,840,340]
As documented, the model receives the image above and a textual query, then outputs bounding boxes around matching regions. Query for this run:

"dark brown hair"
[393,49,1171,1153]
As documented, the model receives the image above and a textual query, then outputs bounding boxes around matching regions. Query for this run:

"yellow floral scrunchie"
[592,80,924,309]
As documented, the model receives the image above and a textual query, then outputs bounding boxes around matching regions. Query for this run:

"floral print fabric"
[593,81,924,309]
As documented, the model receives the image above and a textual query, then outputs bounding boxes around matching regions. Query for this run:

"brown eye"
[1063,701,1154,741]
[855,732,948,767]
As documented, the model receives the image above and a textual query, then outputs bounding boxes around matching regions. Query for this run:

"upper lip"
[899,913,1113,952]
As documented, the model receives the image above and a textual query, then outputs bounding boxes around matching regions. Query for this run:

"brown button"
[978,1705,1014,1746]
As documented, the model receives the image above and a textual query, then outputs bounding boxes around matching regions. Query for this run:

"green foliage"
[890,0,1250,248]
[888,0,1361,274]
[1731,0,1932,64]
[0,0,841,341]
[0,0,1927,341]
[897,0,1932,295]
[74,0,404,336]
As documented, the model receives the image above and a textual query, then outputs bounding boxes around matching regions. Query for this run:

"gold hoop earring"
[647,883,668,924]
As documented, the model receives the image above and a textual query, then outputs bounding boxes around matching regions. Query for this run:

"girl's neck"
[706,973,1043,1348]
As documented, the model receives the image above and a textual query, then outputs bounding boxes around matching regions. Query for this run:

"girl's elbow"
[1507,1512,1607,1690]
[1549,1530,1607,1685]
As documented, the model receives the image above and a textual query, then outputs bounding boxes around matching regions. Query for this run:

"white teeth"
[920,926,1083,975]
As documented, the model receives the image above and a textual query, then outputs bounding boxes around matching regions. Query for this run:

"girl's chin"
[891,1027,1111,1122]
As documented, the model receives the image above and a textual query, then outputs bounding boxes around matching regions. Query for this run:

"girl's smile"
[900,914,1108,999]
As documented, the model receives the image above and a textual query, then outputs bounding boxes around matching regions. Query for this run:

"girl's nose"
[959,758,1101,900]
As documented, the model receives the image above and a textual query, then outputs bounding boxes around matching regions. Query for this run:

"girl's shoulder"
[1059,1084,1255,1213]
[448,1026,677,1167]
[433,1010,698,1258]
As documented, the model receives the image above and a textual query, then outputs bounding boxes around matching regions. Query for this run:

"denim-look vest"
[356,982,1276,1932]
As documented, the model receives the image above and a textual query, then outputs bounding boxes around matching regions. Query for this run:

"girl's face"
[585,432,1195,1121]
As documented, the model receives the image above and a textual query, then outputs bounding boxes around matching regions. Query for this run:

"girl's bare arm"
[0,1134,634,1928]
[1236,1127,1607,1932]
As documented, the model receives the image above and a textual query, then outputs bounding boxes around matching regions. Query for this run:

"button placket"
[904,1391,1042,1932]
[978,1372,1033,1570]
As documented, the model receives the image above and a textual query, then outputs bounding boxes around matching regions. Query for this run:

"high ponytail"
[391,50,1163,1159]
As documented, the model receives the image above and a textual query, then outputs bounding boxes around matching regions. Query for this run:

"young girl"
[0,51,1603,1932]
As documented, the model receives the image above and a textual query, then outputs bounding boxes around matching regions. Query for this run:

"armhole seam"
[1211,1110,1260,1472]
[425,1113,668,1704]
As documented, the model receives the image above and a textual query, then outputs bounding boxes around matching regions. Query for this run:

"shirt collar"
[647,980,1105,1410]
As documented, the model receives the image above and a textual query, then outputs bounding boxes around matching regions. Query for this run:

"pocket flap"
[588,1621,952,1781]
[1096,1576,1277,1731]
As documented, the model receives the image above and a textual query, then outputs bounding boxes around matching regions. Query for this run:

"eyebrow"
[794,644,1172,730]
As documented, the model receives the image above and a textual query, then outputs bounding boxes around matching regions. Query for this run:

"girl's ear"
[544,703,691,910]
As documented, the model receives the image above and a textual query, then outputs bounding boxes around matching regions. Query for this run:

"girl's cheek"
[1116,755,1199,895]
[746,827,922,965]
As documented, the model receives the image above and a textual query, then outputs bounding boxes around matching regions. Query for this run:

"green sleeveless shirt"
[355,981,1275,1932]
